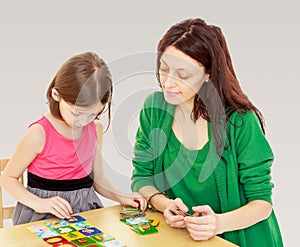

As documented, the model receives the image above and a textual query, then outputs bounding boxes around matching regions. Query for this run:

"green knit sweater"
[131,92,283,247]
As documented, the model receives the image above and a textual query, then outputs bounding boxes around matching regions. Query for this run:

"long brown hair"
[46,52,113,130]
[156,18,264,156]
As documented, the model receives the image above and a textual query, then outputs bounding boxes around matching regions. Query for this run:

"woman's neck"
[176,103,194,122]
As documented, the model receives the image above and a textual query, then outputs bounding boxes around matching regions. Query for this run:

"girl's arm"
[92,121,147,210]
[0,124,72,219]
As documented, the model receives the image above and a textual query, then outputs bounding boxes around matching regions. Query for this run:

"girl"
[1,52,146,225]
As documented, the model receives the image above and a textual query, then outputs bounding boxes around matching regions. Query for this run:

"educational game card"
[119,205,145,218]
[27,223,60,238]
[72,221,94,230]
[61,231,86,241]
[100,239,127,247]
[90,233,115,242]
[119,206,159,236]
[131,222,158,235]
[79,227,102,237]
[45,219,69,229]
[53,225,77,235]
[71,237,97,246]
[125,216,149,226]
[27,214,127,246]
[65,215,86,223]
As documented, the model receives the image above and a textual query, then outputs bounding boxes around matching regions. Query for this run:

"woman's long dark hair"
[156,18,264,156]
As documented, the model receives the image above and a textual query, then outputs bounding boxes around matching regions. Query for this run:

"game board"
[27,215,126,247]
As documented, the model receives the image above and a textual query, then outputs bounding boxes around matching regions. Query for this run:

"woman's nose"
[164,74,177,88]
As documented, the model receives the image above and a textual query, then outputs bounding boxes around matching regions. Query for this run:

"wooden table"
[0,205,238,246]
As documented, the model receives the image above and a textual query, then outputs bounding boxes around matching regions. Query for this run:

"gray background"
[0,1,298,245]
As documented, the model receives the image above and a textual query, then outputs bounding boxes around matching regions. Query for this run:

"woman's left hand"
[119,192,147,212]
[184,205,220,241]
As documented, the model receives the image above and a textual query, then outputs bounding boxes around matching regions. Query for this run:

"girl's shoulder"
[24,122,46,154]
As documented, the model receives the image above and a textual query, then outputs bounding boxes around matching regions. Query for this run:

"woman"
[131,18,283,246]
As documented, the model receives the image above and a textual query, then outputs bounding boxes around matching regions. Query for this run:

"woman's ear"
[51,88,60,102]
[206,74,210,82]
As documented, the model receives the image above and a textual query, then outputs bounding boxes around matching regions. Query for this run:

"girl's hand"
[184,205,220,241]
[164,198,189,229]
[119,192,147,212]
[34,196,73,219]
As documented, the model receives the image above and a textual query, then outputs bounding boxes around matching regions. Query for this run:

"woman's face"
[159,46,209,109]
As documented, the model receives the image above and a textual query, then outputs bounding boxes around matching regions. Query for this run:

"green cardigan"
[131,92,283,247]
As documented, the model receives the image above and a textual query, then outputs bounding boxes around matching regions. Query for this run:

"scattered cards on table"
[119,205,145,218]
[27,214,126,246]
[120,206,159,235]
[131,222,158,235]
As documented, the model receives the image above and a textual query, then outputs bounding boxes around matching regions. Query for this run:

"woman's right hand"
[164,198,189,229]
[34,196,73,219]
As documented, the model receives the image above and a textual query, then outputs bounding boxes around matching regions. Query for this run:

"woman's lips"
[166,91,180,96]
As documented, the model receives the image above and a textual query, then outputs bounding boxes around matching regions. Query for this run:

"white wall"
[0,1,299,245]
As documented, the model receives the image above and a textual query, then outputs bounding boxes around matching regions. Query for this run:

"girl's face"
[59,98,104,128]
[159,46,209,109]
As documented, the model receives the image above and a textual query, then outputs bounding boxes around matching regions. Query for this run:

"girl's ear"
[51,88,61,102]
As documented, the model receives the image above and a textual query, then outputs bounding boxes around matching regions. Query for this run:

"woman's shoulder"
[142,91,175,119]
[226,109,265,138]
[227,110,261,127]
[143,91,165,107]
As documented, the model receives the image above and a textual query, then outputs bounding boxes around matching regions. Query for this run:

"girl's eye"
[72,112,80,117]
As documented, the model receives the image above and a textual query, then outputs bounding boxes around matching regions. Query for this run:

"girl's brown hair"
[46,52,113,129]
[156,18,264,156]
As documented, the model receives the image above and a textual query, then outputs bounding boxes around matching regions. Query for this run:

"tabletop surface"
[0,205,238,247]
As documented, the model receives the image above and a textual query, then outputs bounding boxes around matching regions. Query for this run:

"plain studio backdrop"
[0,1,298,245]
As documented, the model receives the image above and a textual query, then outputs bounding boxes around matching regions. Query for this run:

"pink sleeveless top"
[27,116,97,180]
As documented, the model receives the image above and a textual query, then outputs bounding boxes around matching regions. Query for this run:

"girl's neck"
[45,113,84,140]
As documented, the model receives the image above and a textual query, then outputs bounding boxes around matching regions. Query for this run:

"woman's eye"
[178,75,189,80]
[178,73,190,80]
[159,67,168,73]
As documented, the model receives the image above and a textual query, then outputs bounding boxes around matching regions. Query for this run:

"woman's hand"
[164,198,189,228]
[118,192,147,212]
[34,196,73,219]
[184,205,220,241]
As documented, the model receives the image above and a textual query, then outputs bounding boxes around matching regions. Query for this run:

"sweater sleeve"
[233,111,274,204]
[131,93,156,192]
